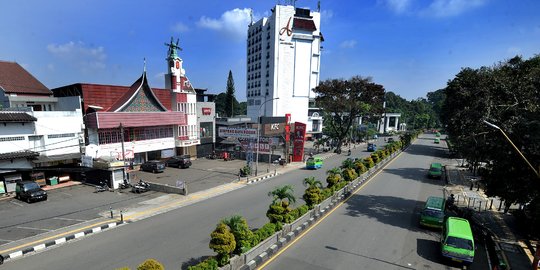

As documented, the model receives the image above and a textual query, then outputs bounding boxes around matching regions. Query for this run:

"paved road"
[0,139,389,269]
[261,134,489,270]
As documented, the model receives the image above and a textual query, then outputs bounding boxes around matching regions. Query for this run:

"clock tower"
[164,37,200,155]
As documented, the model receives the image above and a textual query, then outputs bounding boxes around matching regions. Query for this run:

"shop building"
[0,61,85,193]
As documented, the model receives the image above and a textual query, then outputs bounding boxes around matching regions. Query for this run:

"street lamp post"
[484,120,540,270]
[483,120,540,178]
[255,97,279,176]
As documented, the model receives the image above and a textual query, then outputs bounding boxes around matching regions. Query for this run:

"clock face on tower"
[175,60,180,69]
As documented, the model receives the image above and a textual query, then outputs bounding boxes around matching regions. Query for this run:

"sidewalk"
[444,159,534,270]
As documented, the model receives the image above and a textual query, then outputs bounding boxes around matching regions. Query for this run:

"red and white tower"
[165,37,200,154]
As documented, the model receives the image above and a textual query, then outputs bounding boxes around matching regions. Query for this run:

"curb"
[246,173,278,184]
[1,221,123,263]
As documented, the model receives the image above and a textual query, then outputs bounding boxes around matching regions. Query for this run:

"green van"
[441,217,475,264]
[420,196,445,229]
[428,163,443,179]
[306,157,323,169]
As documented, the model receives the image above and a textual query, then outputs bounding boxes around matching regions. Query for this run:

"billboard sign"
[218,127,257,138]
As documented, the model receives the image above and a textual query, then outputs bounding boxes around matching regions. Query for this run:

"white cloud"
[321,10,334,20]
[47,63,55,71]
[340,40,357,49]
[171,22,189,33]
[378,0,412,14]
[197,8,252,41]
[424,0,487,17]
[47,41,107,72]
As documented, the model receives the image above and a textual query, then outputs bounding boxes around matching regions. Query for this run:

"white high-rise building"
[246,3,323,138]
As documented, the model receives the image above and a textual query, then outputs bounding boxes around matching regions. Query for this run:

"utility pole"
[119,123,127,181]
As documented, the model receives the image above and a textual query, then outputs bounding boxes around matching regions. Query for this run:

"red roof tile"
[0,61,52,95]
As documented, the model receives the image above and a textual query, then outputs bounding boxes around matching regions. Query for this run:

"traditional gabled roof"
[0,61,52,95]
[0,111,37,122]
[109,72,167,112]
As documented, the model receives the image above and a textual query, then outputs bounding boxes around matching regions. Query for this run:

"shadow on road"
[344,194,424,233]
[416,238,442,265]
[403,143,449,159]
[325,245,415,269]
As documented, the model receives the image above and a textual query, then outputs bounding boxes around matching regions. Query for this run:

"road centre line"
[257,151,404,269]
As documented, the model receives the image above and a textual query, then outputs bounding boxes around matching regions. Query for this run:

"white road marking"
[16,226,51,231]
[10,200,23,207]
[52,217,87,222]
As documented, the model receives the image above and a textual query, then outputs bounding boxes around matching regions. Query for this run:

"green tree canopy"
[315,76,385,149]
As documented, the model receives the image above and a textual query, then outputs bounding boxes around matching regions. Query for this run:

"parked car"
[15,181,47,203]
[140,160,166,173]
[165,155,192,168]
[387,138,395,143]
[367,143,377,152]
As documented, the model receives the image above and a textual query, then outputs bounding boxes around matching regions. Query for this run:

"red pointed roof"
[0,61,52,95]
[108,72,167,112]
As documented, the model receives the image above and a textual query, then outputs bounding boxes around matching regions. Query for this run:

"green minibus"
[440,217,475,264]
[428,163,443,179]
[419,196,445,229]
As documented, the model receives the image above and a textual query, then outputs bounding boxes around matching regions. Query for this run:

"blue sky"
[1,0,539,101]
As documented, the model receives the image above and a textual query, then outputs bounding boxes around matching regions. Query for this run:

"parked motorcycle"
[119,178,131,189]
[94,181,109,193]
[132,179,150,193]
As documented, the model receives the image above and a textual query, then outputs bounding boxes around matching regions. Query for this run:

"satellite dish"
[85,144,101,159]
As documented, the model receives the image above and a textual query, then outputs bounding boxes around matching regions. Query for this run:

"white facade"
[0,97,85,169]
[246,4,322,130]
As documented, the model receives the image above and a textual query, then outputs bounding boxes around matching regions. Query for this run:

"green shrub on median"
[137,259,164,270]
[187,257,218,270]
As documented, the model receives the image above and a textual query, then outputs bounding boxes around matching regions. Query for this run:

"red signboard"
[292,122,306,162]
[202,107,212,115]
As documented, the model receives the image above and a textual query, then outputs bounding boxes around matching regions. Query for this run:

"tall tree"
[225,70,236,117]
[315,76,385,150]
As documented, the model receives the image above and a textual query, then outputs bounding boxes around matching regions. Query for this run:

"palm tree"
[303,176,322,189]
[303,177,323,208]
[222,215,253,254]
[268,185,296,207]
[327,167,341,176]
[341,158,355,169]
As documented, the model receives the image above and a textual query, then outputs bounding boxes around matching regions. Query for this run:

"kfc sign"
[202,108,212,115]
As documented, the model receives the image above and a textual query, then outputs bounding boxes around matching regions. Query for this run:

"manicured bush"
[341,168,358,182]
[354,161,367,175]
[297,204,309,216]
[137,259,164,270]
[116,267,130,270]
[321,188,333,200]
[187,257,219,270]
[325,168,341,188]
[363,157,375,168]
[267,185,296,224]
[370,153,380,164]
[209,223,235,266]
[302,177,323,209]
[222,215,254,254]
[266,202,287,223]
[253,222,277,243]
